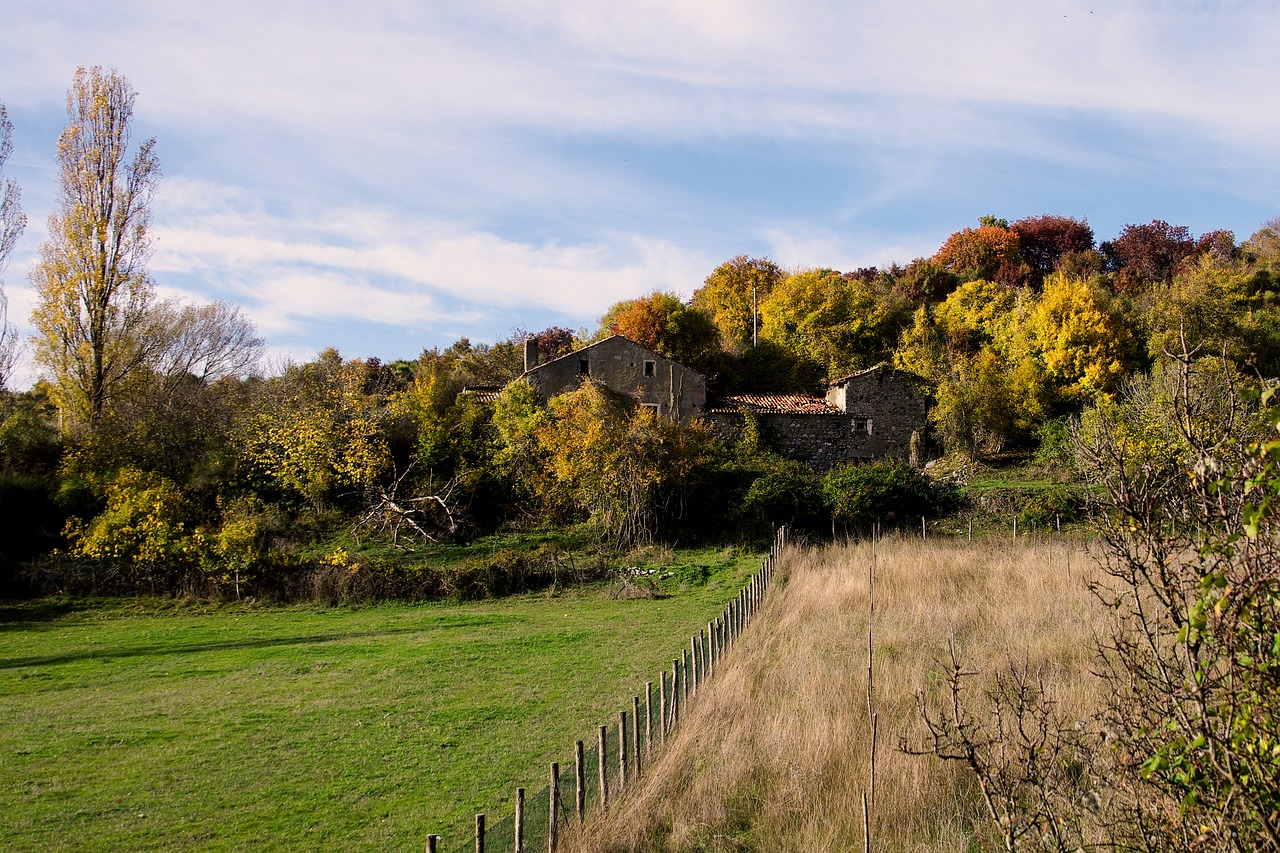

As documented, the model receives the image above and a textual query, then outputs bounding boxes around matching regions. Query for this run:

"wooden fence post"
[427,834,440,853]
[574,741,585,825]
[476,813,485,853]
[644,682,654,756]
[515,788,525,853]
[597,725,609,810]
[633,694,642,777]
[710,619,719,669]
[549,763,559,853]
[659,672,667,744]
[671,659,680,729]
[618,711,628,791]
[691,636,699,697]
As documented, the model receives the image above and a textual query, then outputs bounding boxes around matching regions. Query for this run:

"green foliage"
[822,459,951,530]
[237,350,392,508]
[1071,362,1280,849]
[759,268,912,380]
[535,381,717,547]
[737,465,826,533]
[691,255,784,352]
[0,389,62,476]
[63,468,204,569]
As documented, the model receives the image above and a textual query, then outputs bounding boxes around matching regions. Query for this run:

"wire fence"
[432,527,788,853]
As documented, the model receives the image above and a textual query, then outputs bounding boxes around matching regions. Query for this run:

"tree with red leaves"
[1010,215,1094,284]
[1102,220,1197,292]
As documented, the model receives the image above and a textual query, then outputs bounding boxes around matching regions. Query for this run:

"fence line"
[436,525,788,853]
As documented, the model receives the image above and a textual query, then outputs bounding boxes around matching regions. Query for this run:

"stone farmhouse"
[487,335,929,469]
[706,364,929,470]
[521,335,707,422]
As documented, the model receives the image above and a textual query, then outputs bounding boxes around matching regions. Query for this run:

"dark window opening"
[852,418,872,435]
[579,358,590,375]
[644,360,655,377]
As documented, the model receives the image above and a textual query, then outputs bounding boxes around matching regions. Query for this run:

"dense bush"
[736,466,826,534]
[822,459,955,532]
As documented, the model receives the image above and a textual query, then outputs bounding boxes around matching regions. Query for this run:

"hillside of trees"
[2,70,1279,599]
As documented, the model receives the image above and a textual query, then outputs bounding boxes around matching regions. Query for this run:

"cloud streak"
[0,0,1276,383]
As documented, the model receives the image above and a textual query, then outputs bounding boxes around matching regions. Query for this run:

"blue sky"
[1,0,1277,384]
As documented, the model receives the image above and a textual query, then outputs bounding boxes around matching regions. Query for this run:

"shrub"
[737,466,826,534]
[822,459,952,531]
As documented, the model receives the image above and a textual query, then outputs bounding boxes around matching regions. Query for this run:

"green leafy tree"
[238,350,391,508]
[30,67,163,431]
[759,268,911,379]
[1072,356,1280,850]
[822,459,949,531]
[535,380,716,546]
[691,255,784,352]
[598,290,720,370]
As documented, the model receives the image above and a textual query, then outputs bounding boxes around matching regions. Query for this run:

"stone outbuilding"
[707,364,929,469]
[522,335,708,422]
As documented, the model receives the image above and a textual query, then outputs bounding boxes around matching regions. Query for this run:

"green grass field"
[0,546,761,851]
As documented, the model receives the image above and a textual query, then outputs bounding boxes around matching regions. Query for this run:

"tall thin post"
[515,788,525,853]
[618,711,628,791]
[548,763,560,853]
[633,694,642,777]
[574,741,585,825]
[476,814,485,853]
[691,636,699,696]
[659,672,668,743]
[644,682,654,756]
[597,725,609,810]
[671,659,680,728]
[427,835,440,853]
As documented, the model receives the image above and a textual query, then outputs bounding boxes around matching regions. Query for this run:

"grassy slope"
[567,536,1105,852]
[0,547,760,852]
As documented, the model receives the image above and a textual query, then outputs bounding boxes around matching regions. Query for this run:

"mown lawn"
[0,547,761,851]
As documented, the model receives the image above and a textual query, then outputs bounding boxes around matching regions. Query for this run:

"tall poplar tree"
[30,66,162,430]
[0,100,25,390]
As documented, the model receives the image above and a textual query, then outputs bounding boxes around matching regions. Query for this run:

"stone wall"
[709,368,929,470]
[827,366,929,463]
[524,335,707,422]
[706,412,857,470]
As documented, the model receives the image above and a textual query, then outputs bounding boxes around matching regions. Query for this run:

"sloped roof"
[827,362,890,387]
[707,393,842,415]
[460,386,502,404]
[524,334,706,380]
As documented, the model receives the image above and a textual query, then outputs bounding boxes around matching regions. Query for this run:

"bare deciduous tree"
[0,100,26,390]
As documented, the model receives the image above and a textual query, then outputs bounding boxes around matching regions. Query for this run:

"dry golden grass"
[563,536,1108,852]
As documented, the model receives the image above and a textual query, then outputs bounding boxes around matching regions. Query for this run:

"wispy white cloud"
[149,179,714,341]
[1,0,1276,386]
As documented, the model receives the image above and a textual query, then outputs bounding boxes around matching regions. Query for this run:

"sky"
[1,0,1277,386]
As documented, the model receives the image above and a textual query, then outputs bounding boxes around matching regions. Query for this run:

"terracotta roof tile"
[707,393,841,415]
[461,386,502,404]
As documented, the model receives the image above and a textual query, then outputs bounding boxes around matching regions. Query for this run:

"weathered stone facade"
[523,335,707,422]
[707,365,929,469]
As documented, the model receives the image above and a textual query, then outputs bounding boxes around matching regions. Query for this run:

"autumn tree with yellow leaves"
[30,67,164,431]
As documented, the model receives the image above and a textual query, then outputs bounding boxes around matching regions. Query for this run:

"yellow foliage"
[1028,273,1132,402]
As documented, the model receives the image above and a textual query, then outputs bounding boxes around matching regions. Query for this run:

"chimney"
[524,338,539,372]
